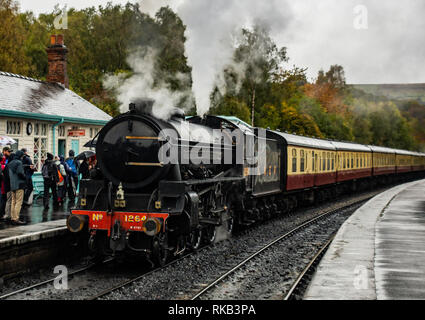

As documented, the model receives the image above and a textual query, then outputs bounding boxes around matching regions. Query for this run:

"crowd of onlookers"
[0,147,92,226]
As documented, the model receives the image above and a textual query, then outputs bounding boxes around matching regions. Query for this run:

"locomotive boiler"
[67,100,248,265]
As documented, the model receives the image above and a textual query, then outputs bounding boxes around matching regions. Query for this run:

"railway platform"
[0,199,81,279]
[304,179,425,300]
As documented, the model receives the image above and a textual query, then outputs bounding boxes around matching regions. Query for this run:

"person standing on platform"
[56,156,67,206]
[21,149,36,206]
[42,153,59,210]
[0,153,5,220]
[2,153,14,223]
[7,150,27,225]
[65,150,78,205]
[2,147,12,164]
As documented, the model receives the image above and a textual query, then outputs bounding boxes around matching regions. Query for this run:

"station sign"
[68,129,86,137]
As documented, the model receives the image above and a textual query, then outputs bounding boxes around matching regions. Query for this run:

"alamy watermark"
[53,6,68,30]
[53,265,68,290]
[157,126,267,176]
[353,4,368,30]
[353,265,369,290]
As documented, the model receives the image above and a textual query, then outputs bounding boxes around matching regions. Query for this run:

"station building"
[0,35,111,171]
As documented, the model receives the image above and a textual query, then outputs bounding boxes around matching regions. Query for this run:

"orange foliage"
[303,83,349,116]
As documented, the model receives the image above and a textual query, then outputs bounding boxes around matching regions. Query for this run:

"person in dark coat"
[2,153,14,222]
[79,158,90,180]
[7,150,27,225]
[0,153,5,220]
[21,148,36,205]
[42,153,59,210]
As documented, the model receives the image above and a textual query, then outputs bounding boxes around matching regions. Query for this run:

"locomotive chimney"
[46,34,69,88]
[129,99,155,115]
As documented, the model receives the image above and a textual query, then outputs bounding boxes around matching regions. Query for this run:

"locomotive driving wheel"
[224,199,235,236]
[205,225,217,244]
[152,234,168,267]
[189,228,203,251]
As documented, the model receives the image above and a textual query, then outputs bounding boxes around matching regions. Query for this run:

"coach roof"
[330,141,371,152]
[368,145,397,154]
[272,131,336,151]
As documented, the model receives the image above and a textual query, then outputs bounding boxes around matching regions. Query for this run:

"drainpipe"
[52,118,65,156]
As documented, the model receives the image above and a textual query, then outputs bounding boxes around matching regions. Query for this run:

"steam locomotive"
[67,99,425,266]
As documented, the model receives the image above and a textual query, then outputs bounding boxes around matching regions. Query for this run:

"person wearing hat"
[41,153,59,210]
[7,151,27,225]
[21,148,36,205]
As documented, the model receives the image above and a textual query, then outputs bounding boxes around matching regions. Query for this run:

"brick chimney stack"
[46,34,69,88]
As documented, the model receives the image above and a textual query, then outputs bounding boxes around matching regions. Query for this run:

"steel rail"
[283,235,335,300]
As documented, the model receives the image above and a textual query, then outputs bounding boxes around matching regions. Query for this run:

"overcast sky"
[18,0,425,84]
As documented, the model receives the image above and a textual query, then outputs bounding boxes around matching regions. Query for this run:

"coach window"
[356,154,359,168]
[305,151,308,171]
[351,154,354,169]
[300,150,305,172]
[312,151,315,172]
[315,154,318,173]
[326,152,330,171]
[332,153,335,170]
[292,149,297,173]
[322,152,326,171]
[343,154,346,169]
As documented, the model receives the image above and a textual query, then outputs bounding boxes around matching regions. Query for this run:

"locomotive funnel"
[129,99,155,115]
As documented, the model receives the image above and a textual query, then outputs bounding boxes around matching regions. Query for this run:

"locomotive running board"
[126,162,165,167]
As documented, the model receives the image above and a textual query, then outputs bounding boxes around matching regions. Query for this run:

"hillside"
[350,84,425,104]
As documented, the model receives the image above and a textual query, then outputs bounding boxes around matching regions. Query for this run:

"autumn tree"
[0,0,32,74]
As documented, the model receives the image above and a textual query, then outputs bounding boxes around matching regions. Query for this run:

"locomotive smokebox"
[129,98,155,115]
[96,100,175,189]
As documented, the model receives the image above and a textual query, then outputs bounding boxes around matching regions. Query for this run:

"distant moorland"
[351,84,425,104]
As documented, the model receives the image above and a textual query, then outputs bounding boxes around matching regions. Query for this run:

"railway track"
[91,197,370,301]
[190,200,367,300]
[2,193,374,300]
[0,259,113,300]
[88,249,202,300]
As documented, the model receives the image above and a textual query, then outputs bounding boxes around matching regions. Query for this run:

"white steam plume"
[104,48,191,120]
[138,0,291,116]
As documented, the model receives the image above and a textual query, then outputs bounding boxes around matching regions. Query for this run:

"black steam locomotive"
[67,100,281,265]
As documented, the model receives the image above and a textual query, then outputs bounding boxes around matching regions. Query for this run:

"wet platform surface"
[0,198,72,230]
[304,179,425,300]
[0,198,72,245]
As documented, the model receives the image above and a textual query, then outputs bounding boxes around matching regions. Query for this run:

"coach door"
[71,139,80,155]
